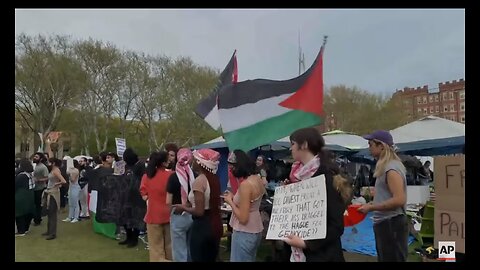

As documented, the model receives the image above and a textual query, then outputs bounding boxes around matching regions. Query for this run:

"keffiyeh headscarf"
[193,149,220,174]
[176,148,195,205]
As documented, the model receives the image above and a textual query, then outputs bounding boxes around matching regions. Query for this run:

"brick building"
[392,79,465,123]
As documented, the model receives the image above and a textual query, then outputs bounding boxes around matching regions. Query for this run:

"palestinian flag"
[195,51,238,131]
[217,42,326,151]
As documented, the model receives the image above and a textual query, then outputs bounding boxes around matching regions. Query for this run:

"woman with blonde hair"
[358,130,408,262]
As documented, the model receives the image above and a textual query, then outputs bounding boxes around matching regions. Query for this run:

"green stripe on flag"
[223,110,323,151]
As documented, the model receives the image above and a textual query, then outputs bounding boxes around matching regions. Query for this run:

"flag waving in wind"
[217,37,327,151]
[195,50,238,131]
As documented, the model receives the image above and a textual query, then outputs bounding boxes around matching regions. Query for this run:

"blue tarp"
[341,212,415,257]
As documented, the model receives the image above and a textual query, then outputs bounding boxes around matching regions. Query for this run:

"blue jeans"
[170,210,193,262]
[230,230,262,262]
[68,184,81,220]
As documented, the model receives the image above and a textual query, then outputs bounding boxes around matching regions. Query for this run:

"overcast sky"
[15,9,465,95]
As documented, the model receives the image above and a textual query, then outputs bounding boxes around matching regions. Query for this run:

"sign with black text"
[434,156,465,253]
[266,175,326,240]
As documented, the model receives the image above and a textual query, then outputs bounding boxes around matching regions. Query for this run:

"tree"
[134,55,171,151]
[15,33,87,153]
[324,85,407,135]
[165,57,221,147]
[113,51,141,139]
[74,39,123,153]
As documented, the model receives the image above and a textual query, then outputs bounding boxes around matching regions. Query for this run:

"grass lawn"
[15,211,424,262]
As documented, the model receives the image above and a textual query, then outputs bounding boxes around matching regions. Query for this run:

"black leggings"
[16,214,33,234]
[373,214,409,262]
[189,215,219,262]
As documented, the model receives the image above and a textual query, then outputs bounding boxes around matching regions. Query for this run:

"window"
[429,96,434,103]
[461,115,465,123]
[423,108,428,115]
[444,105,449,112]
[417,108,422,114]
[430,106,434,114]
[443,93,448,101]
[449,92,454,100]
[460,102,465,111]
[423,96,427,104]
[435,95,439,102]
[452,115,456,121]
[450,104,455,112]
[417,96,422,104]
[460,91,465,99]
[435,105,439,113]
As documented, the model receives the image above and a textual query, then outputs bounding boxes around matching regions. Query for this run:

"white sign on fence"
[115,138,126,158]
[266,175,327,240]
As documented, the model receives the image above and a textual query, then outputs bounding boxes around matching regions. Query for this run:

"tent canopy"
[351,116,465,159]
[192,130,362,154]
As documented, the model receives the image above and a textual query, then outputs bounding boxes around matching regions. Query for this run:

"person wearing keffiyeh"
[281,127,352,262]
[166,148,195,262]
[173,148,222,262]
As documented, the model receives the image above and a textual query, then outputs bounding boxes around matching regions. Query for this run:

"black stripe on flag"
[195,51,237,118]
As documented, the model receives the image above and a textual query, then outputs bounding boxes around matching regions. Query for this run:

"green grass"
[15,211,149,262]
[15,211,423,262]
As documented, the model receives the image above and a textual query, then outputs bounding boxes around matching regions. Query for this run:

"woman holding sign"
[357,130,408,262]
[282,127,352,262]
[223,150,266,262]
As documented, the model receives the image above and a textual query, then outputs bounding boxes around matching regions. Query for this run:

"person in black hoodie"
[118,148,147,247]
[281,127,352,262]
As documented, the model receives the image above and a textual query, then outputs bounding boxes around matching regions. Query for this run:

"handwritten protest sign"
[115,138,126,158]
[266,175,326,240]
[434,156,465,253]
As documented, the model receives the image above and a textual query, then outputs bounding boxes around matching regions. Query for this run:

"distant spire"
[298,30,305,75]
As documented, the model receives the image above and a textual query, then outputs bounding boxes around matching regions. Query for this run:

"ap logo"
[438,241,456,262]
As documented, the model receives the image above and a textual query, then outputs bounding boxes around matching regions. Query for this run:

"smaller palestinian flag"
[217,40,327,151]
[195,51,238,131]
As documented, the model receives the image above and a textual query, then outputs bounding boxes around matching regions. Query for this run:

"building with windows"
[392,79,465,123]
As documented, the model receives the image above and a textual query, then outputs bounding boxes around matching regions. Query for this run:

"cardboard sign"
[434,156,465,253]
[266,175,327,240]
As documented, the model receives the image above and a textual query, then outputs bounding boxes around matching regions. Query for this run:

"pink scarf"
[289,155,321,183]
[175,148,195,205]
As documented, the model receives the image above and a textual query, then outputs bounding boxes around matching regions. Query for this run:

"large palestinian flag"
[216,43,326,151]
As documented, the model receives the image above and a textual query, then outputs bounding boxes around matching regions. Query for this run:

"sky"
[15,9,465,95]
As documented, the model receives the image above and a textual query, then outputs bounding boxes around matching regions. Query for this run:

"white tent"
[277,130,368,150]
[390,116,464,144]
[193,130,364,152]
[353,116,465,157]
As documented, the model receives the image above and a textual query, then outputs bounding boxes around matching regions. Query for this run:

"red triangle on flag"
[279,48,324,117]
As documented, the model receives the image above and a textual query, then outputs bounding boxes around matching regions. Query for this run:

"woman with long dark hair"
[42,158,67,240]
[140,151,173,261]
[224,150,266,262]
[281,127,352,262]
[173,149,222,262]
